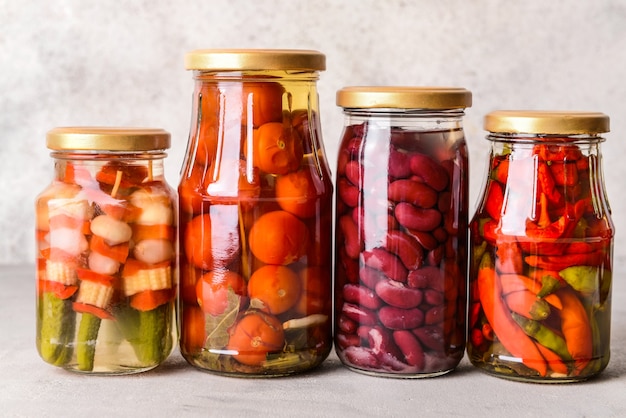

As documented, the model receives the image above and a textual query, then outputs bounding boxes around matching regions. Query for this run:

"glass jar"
[178,49,333,376]
[334,86,472,377]
[468,110,613,382]
[35,127,177,374]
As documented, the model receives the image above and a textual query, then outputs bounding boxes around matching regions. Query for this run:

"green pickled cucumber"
[76,312,102,371]
[116,303,173,366]
[38,292,76,366]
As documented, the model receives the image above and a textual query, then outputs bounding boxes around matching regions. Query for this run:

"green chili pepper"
[559,265,599,295]
[38,292,76,366]
[537,274,561,298]
[76,312,101,371]
[511,312,572,362]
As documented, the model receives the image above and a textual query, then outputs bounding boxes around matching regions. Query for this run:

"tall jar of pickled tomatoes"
[334,87,472,377]
[179,49,333,376]
[468,111,614,382]
[35,127,177,374]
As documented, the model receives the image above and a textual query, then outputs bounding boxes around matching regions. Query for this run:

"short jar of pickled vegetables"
[468,110,614,382]
[334,86,472,377]
[35,127,177,374]
[179,49,333,376]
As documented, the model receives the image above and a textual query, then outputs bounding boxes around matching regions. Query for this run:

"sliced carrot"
[63,161,76,184]
[38,279,78,300]
[40,247,78,263]
[122,258,170,277]
[130,289,174,311]
[101,203,142,222]
[90,235,130,264]
[75,268,116,286]
[96,162,148,188]
[73,302,114,320]
[49,214,91,235]
[131,224,175,242]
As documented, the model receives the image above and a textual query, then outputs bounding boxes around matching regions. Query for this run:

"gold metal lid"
[46,127,171,151]
[484,110,610,135]
[336,86,472,109]
[185,49,326,71]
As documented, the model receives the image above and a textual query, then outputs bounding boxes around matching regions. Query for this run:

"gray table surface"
[2,263,625,417]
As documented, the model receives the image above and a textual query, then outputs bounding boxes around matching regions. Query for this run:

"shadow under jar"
[468,110,614,382]
[178,49,334,376]
[334,86,472,377]
[35,127,178,374]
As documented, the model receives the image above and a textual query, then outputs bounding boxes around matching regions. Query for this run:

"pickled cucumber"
[76,312,101,371]
[38,292,76,366]
[116,303,172,366]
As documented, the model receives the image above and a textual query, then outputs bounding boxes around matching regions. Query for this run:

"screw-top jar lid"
[46,127,171,151]
[336,86,472,110]
[484,110,610,135]
[185,49,326,71]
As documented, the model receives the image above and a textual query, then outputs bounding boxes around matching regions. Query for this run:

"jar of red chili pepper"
[35,127,177,374]
[178,49,333,376]
[334,86,472,377]
[468,110,613,382]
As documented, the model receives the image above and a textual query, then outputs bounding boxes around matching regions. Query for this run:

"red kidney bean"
[359,266,386,289]
[393,330,425,368]
[336,333,361,349]
[394,202,442,232]
[406,229,438,251]
[342,302,378,326]
[338,314,358,334]
[344,160,362,187]
[437,191,452,213]
[339,248,360,284]
[378,306,423,330]
[343,346,380,369]
[338,177,360,207]
[432,227,448,243]
[368,326,404,360]
[426,245,444,266]
[424,306,445,325]
[423,288,444,307]
[375,280,423,309]
[343,283,383,311]
[356,326,374,347]
[339,214,361,259]
[406,266,444,291]
[409,153,449,192]
[388,147,412,179]
[412,325,445,352]
[362,247,408,282]
[384,230,423,270]
[388,179,438,208]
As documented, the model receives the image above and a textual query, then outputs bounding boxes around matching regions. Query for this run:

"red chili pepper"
[550,162,578,187]
[495,240,524,274]
[491,157,509,184]
[479,218,498,244]
[537,162,562,204]
[524,251,604,270]
[485,180,504,221]
[73,302,115,320]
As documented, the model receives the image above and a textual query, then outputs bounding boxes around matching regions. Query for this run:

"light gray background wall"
[2,0,625,265]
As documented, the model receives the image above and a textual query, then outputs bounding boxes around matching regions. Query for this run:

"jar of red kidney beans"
[468,110,613,382]
[35,127,177,374]
[334,86,472,377]
[178,49,333,376]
